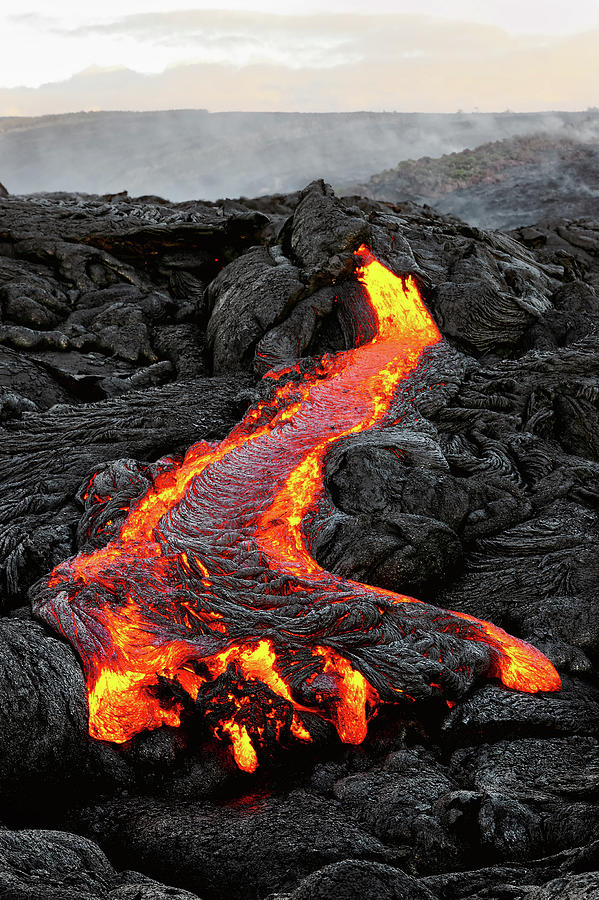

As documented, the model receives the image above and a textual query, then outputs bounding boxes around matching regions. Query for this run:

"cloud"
[0,14,597,115]
[56,11,538,69]
[7,12,60,26]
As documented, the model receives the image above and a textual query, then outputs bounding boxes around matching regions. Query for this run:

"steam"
[1,108,598,203]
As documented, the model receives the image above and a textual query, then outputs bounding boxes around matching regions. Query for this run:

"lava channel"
[32,244,561,773]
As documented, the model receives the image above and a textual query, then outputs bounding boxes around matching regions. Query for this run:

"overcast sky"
[1,1,598,114]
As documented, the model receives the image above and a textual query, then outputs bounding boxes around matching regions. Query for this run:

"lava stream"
[33,244,561,773]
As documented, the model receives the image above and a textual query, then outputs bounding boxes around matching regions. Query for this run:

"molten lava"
[33,245,561,773]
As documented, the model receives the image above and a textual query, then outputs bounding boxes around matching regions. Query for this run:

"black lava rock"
[0,182,597,900]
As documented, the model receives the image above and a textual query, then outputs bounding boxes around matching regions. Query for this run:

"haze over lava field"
[2,107,598,209]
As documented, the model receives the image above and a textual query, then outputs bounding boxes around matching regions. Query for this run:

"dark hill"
[341,132,599,228]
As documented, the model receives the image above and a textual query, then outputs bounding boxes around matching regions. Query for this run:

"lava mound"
[0,181,598,900]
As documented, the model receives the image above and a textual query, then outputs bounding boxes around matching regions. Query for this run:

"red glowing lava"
[34,245,561,772]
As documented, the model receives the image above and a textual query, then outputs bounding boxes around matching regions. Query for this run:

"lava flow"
[32,245,561,773]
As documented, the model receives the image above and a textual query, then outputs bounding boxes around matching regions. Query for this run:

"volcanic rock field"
[0,180,598,899]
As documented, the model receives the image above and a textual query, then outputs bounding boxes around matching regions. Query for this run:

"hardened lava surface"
[0,181,598,900]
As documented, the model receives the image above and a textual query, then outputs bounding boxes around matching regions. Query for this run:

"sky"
[1,1,598,115]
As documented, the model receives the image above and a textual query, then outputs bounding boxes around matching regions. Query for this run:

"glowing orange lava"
[34,244,561,771]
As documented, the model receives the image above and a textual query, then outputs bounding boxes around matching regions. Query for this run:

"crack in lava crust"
[32,245,561,773]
